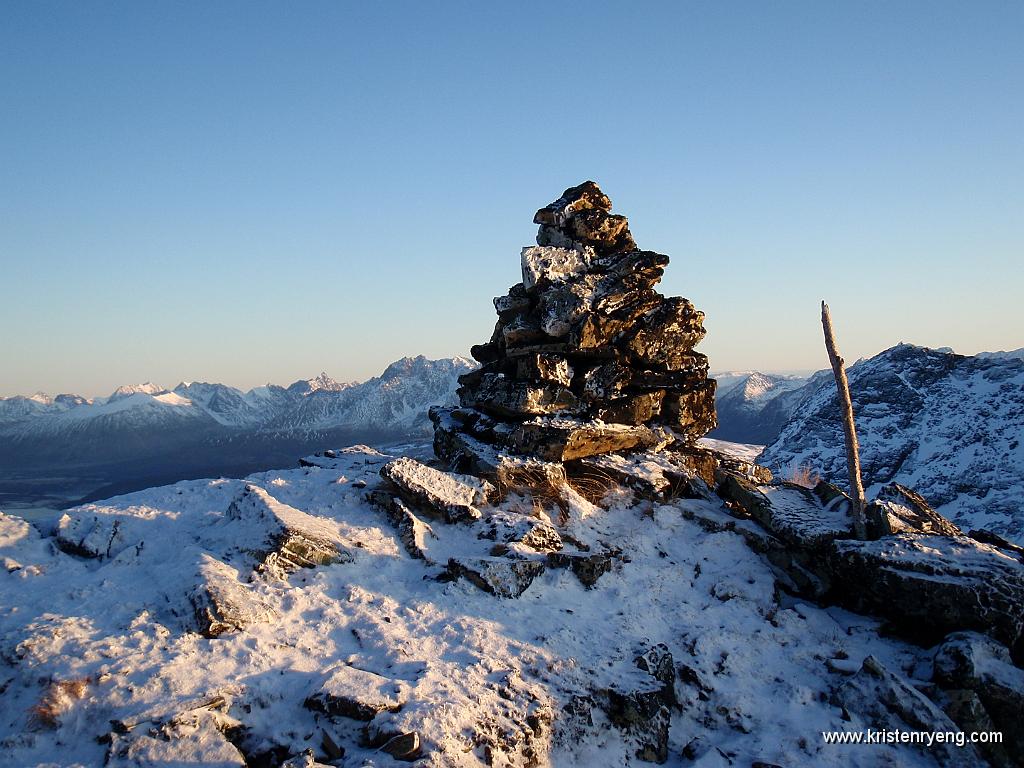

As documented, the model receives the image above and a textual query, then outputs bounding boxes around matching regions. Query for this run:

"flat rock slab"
[717,475,854,549]
[305,664,410,721]
[380,456,495,523]
[459,374,579,419]
[226,485,352,575]
[827,535,1024,655]
[510,418,668,462]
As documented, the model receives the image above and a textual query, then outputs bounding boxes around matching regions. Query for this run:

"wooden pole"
[821,301,867,539]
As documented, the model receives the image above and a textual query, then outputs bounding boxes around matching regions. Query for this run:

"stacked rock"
[432,181,716,468]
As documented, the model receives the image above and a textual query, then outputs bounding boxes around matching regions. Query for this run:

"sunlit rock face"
[434,181,717,466]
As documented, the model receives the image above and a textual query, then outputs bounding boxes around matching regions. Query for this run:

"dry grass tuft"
[28,677,90,729]
[564,468,620,507]
[785,463,820,489]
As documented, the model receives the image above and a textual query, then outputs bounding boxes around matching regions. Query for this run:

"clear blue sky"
[2,1,1021,397]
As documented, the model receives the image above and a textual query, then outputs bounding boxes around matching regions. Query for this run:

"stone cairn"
[431,181,717,475]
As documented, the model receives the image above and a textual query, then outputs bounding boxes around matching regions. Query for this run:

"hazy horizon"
[5,342,1023,400]
[3,2,1022,398]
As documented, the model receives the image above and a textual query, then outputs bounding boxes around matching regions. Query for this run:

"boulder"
[533,180,612,227]
[304,664,409,721]
[933,632,1024,756]
[445,557,547,599]
[380,456,495,523]
[867,482,963,537]
[826,536,1024,656]
[225,485,352,576]
[459,374,579,419]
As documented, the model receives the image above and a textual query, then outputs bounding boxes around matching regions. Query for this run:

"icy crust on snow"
[0,446,968,767]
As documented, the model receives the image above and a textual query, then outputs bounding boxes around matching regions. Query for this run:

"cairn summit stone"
[437,181,716,469]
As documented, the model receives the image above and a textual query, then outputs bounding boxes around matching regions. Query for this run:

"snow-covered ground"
[0,444,964,767]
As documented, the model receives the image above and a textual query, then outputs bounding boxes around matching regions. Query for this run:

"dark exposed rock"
[545,551,615,588]
[459,374,579,419]
[867,482,963,537]
[967,529,1024,560]
[481,512,563,553]
[367,491,437,562]
[381,731,422,761]
[533,181,611,227]
[510,419,667,462]
[434,181,716,471]
[575,646,676,763]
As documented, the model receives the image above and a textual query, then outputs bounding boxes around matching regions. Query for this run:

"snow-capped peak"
[287,372,352,395]
[109,382,167,400]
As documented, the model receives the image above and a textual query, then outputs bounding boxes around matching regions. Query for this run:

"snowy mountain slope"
[261,357,472,435]
[0,445,960,768]
[760,344,1024,542]
[709,372,810,444]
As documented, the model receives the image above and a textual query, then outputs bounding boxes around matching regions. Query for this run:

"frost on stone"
[304,664,410,721]
[188,554,277,638]
[832,656,980,768]
[520,245,593,292]
[445,557,547,598]
[827,535,1024,654]
[380,456,495,523]
[225,484,352,575]
[105,707,246,768]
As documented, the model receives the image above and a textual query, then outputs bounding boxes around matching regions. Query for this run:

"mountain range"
[744,344,1024,542]
[0,356,473,507]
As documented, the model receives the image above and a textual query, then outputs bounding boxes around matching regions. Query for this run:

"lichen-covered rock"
[510,418,667,462]
[380,456,495,523]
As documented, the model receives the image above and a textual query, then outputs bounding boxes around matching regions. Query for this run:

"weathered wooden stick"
[821,301,867,539]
